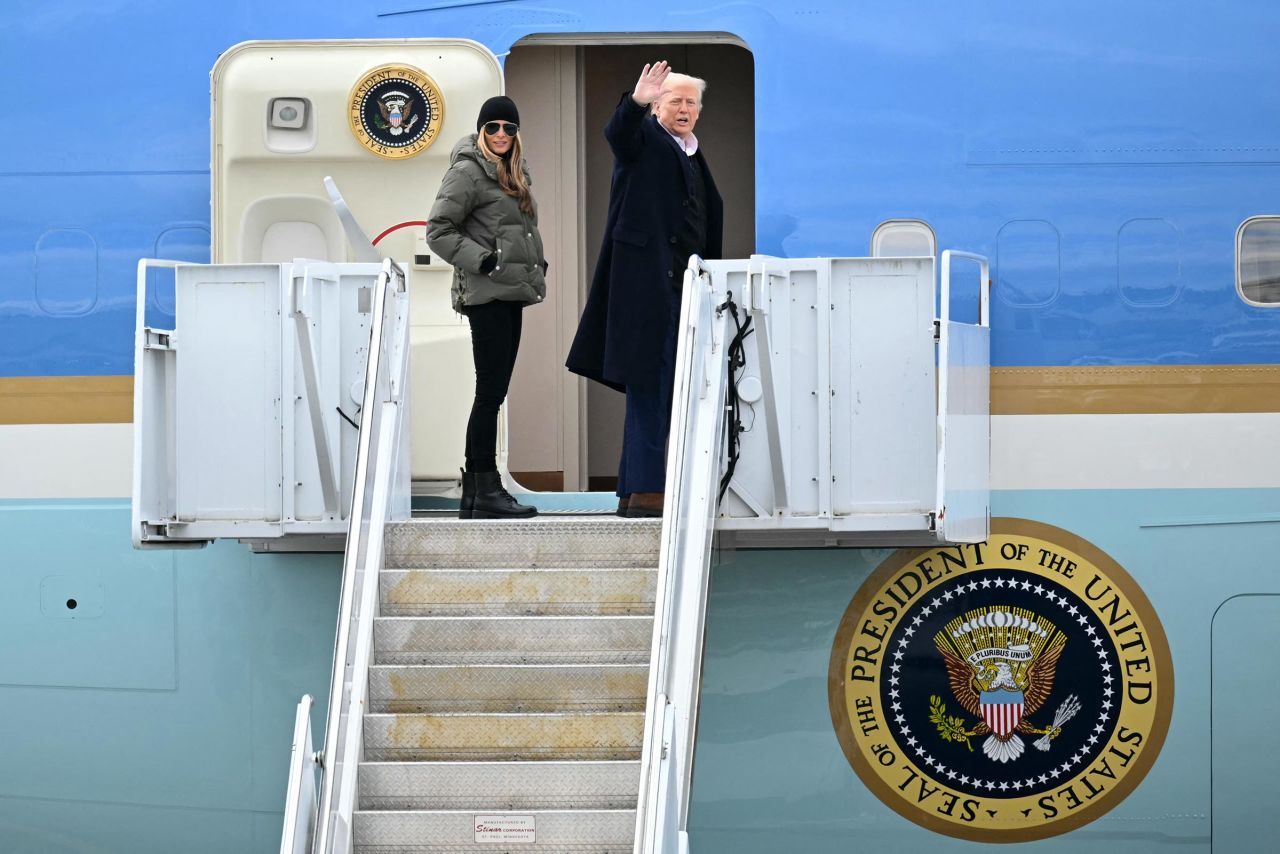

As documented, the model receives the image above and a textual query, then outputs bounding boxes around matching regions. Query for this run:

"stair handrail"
[636,256,732,854]
[302,257,410,854]
[280,695,319,854]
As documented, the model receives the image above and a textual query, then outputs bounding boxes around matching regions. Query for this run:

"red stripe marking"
[372,220,429,246]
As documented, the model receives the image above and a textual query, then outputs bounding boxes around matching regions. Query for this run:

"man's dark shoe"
[625,492,663,518]
[616,496,630,517]
[472,471,537,518]
[459,468,475,519]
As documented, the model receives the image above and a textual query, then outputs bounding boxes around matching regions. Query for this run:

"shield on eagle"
[980,689,1025,737]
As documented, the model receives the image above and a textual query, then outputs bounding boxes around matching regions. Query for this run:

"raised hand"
[631,61,670,107]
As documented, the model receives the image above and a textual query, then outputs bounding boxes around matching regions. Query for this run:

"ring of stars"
[885,573,1117,795]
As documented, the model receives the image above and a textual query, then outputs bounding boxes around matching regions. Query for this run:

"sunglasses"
[483,121,519,136]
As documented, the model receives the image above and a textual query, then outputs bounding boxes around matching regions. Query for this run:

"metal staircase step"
[374,616,653,665]
[362,712,644,761]
[347,517,660,850]
[384,518,661,569]
[353,809,635,853]
[357,760,641,810]
[379,568,656,616]
[368,664,649,713]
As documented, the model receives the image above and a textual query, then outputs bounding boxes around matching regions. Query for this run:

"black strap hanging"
[715,291,754,505]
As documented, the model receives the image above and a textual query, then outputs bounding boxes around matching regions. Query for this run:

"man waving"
[567,61,725,517]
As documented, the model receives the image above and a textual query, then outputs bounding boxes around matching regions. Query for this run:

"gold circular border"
[347,63,445,160]
[827,518,1175,843]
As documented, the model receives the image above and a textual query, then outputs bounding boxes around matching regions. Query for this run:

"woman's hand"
[631,61,670,107]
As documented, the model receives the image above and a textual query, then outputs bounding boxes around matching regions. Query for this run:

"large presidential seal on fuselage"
[347,64,444,159]
[829,519,1172,842]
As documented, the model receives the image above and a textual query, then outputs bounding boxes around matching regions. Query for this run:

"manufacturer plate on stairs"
[473,814,534,843]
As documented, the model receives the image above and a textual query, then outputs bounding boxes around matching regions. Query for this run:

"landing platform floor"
[412,491,621,516]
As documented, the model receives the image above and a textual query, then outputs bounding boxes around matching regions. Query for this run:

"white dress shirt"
[661,123,699,156]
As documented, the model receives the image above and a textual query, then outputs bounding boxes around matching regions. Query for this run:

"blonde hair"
[476,130,535,216]
[653,73,707,114]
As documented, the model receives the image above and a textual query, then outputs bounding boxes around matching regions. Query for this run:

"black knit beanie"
[476,96,520,131]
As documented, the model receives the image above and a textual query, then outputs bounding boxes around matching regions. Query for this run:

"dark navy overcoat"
[566,93,724,392]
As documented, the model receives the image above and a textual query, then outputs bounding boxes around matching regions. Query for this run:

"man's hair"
[652,73,707,114]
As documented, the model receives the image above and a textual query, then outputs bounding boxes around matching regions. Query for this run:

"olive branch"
[929,695,973,751]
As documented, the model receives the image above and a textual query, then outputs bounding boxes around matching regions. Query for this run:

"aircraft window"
[1118,218,1181,307]
[35,228,99,317]
[871,220,936,257]
[996,219,1061,307]
[1237,216,1280,306]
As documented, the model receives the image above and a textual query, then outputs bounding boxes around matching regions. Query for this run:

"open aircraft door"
[133,40,501,547]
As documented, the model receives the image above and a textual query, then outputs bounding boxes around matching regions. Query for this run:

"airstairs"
[281,255,735,854]
[135,245,990,854]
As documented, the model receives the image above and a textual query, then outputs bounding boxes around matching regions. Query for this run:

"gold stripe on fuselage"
[2,366,1279,425]
[0,376,133,424]
[991,364,1280,415]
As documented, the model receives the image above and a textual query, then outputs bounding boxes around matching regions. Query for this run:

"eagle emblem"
[931,607,1080,763]
[376,91,418,136]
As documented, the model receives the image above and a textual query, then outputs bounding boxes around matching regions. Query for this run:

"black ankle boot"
[471,471,537,518]
[458,468,476,519]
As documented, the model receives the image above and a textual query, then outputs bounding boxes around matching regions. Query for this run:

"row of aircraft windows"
[17,219,1280,317]
[872,217,1280,308]
[29,226,210,317]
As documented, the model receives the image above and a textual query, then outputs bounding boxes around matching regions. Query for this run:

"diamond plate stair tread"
[357,761,641,810]
[374,616,653,665]
[384,518,661,569]
[379,568,656,616]
[363,712,644,761]
[352,809,635,853]
[369,664,649,713]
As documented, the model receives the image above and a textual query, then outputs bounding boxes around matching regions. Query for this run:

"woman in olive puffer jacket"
[427,96,548,519]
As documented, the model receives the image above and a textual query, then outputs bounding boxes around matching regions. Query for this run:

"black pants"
[617,282,681,496]
[463,299,524,473]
